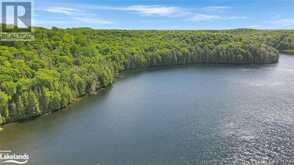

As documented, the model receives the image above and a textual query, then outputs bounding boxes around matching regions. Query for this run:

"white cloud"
[126,5,180,16]
[41,4,247,25]
[191,14,223,21]
[91,5,246,21]
[203,6,231,12]
[272,18,294,26]
[227,16,247,20]
[73,17,112,24]
[190,14,247,22]
[41,6,113,25]
[91,5,182,16]
[243,25,264,29]
[90,4,248,22]
[44,7,80,15]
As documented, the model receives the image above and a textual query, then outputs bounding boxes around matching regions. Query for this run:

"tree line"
[1,28,293,125]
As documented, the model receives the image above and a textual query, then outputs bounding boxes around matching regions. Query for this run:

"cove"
[0,55,294,165]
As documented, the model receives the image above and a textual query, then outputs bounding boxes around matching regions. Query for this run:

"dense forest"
[0,28,294,125]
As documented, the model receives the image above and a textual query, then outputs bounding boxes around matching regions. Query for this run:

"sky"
[31,0,294,29]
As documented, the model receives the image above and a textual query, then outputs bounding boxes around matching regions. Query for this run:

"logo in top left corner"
[1,1,32,32]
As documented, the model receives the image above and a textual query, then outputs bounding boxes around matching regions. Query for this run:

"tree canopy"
[1,28,293,125]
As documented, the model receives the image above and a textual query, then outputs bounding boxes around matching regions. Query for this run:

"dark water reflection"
[1,55,294,165]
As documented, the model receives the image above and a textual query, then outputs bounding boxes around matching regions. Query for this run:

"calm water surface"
[1,55,294,165]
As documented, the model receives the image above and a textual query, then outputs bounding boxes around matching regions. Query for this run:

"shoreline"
[0,88,109,127]
[0,56,281,127]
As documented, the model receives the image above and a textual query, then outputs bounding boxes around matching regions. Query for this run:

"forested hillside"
[0,28,293,125]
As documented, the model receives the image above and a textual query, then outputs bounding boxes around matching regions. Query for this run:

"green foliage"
[27,91,41,117]
[0,91,10,122]
[1,28,292,125]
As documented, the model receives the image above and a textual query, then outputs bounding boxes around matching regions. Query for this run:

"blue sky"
[33,0,294,29]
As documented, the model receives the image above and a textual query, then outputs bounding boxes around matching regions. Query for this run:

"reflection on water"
[1,55,294,165]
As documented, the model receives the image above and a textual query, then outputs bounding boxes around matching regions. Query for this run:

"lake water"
[1,55,294,165]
